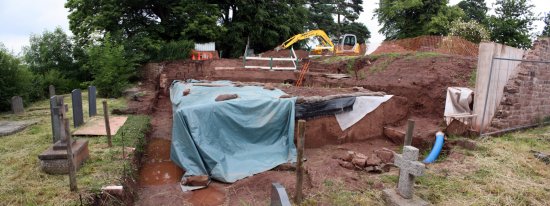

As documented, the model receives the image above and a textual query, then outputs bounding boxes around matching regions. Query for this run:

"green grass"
[300,126,550,205]
[0,93,149,205]
[320,56,359,64]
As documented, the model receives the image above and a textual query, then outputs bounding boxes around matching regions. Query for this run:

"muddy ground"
[128,52,476,205]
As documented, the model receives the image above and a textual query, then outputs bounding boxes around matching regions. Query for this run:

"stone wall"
[490,38,550,130]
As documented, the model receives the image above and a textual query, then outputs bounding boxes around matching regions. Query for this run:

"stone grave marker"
[270,183,292,206]
[11,96,24,114]
[49,85,56,98]
[39,96,90,175]
[72,89,84,127]
[50,96,62,143]
[382,146,429,206]
[88,86,97,117]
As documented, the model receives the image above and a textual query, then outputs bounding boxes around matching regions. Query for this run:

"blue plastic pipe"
[423,131,445,163]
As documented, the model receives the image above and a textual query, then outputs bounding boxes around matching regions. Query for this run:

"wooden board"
[72,116,128,136]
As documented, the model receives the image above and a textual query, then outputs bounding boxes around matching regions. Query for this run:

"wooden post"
[122,131,125,159]
[295,120,306,204]
[64,118,78,191]
[404,119,415,146]
[103,100,112,147]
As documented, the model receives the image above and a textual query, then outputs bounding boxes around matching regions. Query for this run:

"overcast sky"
[0,0,548,55]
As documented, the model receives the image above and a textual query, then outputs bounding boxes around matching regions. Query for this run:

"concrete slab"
[0,120,39,137]
[72,116,128,136]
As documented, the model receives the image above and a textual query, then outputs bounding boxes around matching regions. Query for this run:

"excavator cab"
[335,34,359,54]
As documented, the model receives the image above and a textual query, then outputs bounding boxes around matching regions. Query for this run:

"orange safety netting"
[371,36,479,57]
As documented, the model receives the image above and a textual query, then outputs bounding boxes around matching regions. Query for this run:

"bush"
[0,46,34,111]
[449,19,490,44]
[87,38,137,98]
[154,40,194,61]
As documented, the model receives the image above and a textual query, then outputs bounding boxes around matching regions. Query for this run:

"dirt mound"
[372,36,478,57]
[305,54,477,119]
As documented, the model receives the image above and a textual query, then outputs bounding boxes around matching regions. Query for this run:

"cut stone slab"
[38,139,90,174]
[0,120,39,137]
[382,189,430,206]
[72,116,128,136]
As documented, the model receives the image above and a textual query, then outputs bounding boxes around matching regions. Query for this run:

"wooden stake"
[103,100,112,147]
[295,120,306,204]
[64,118,78,191]
[404,119,415,147]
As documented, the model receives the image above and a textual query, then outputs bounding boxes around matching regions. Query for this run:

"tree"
[0,44,34,111]
[489,0,536,49]
[542,12,550,37]
[375,0,465,40]
[449,19,490,43]
[66,0,223,62]
[457,0,489,25]
[308,0,366,37]
[218,1,309,57]
[340,22,371,43]
[23,27,80,78]
[87,35,137,97]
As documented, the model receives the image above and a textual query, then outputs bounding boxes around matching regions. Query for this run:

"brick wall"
[491,38,550,130]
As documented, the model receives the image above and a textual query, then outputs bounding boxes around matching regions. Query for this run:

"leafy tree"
[449,19,490,43]
[87,35,137,97]
[375,0,465,40]
[23,27,84,79]
[488,0,536,49]
[308,0,367,37]
[218,1,309,57]
[0,44,35,111]
[457,0,489,25]
[66,0,223,62]
[542,12,550,37]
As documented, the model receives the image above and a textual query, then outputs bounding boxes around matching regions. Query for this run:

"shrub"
[0,46,34,111]
[449,19,490,43]
[154,40,194,61]
[87,38,137,98]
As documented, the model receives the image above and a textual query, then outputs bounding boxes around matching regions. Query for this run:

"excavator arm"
[275,30,334,52]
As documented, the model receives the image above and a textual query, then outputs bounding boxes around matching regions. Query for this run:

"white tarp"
[335,95,393,130]
[444,87,474,125]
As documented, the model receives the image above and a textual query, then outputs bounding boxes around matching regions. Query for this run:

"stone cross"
[71,89,84,127]
[394,146,425,199]
[88,86,97,117]
[270,183,291,206]
[11,96,24,114]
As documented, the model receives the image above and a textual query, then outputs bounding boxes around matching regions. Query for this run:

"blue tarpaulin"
[169,81,297,183]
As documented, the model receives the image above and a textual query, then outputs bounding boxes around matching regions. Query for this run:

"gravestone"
[39,97,90,175]
[270,183,292,206]
[88,86,97,117]
[71,89,84,127]
[49,85,56,98]
[382,146,429,206]
[50,96,63,143]
[11,96,24,114]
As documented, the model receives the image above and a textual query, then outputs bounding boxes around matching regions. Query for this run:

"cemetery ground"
[0,91,150,205]
[299,126,550,206]
[1,89,548,205]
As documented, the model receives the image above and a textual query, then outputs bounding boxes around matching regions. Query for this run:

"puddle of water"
[139,162,184,186]
[140,139,184,186]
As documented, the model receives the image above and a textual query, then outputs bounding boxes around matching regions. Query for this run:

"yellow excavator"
[275,29,364,56]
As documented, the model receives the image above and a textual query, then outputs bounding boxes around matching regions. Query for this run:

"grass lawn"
[302,126,550,206]
[0,92,150,205]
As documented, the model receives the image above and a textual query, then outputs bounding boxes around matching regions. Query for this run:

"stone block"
[38,140,89,175]
[72,89,84,127]
[88,86,97,117]
[382,189,429,206]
